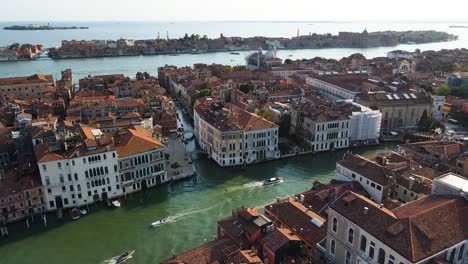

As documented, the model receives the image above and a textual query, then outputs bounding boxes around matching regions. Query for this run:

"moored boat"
[70,208,80,220]
[112,200,121,208]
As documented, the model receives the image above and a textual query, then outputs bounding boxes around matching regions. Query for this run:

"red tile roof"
[331,191,468,262]
[115,127,163,157]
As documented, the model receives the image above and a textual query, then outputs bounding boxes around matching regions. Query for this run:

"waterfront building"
[357,91,432,131]
[0,170,45,224]
[0,50,18,61]
[0,74,55,100]
[116,127,167,195]
[324,185,467,264]
[194,98,279,167]
[290,96,382,152]
[290,98,351,152]
[35,124,120,211]
[35,124,166,211]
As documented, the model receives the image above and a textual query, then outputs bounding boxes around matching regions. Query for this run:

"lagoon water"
[1,21,468,80]
[0,21,465,263]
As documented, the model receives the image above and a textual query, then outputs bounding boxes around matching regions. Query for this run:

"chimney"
[64,142,68,151]
[300,194,305,203]
[408,176,415,190]
[363,207,369,215]
[76,150,80,157]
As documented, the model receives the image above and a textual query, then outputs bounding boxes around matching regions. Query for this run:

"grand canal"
[0,107,396,264]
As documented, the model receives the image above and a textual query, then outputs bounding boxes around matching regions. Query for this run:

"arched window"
[360,235,367,252]
[345,251,351,264]
[458,244,465,261]
[330,239,336,255]
[378,248,386,264]
[348,228,354,244]
[332,217,337,233]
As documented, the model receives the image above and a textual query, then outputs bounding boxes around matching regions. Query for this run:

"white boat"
[151,218,168,227]
[113,250,135,264]
[112,200,121,208]
[79,209,87,215]
[262,177,284,186]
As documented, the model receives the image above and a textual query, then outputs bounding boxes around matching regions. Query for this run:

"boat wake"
[155,204,220,226]
[225,181,263,192]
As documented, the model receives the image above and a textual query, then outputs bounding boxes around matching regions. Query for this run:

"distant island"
[3,24,89,30]
[449,25,468,28]
[47,30,457,60]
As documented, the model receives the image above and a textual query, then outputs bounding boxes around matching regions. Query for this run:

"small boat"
[70,208,80,220]
[79,209,87,215]
[151,218,168,227]
[112,200,121,208]
[230,52,240,55]
[262,177,284,186]
[114,250,135,264]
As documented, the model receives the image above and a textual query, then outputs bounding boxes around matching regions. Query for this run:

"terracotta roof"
[116,127,163,157]
[161,238,239,264]
[331,191,468,262]
[265,197,327,247]
[263,227,301,252]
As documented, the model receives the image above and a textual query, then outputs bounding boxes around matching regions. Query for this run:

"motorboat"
[70,208,80,220]
[114,250,135,264]
[151,218,168,227]
[79,209,87,215]
[112,200,121,208]
[262,177,284,186]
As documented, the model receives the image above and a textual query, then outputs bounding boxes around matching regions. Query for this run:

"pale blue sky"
[2,0,468,21]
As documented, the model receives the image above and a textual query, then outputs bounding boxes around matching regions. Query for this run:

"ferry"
[114,250,135,264]
[262,177,284,186]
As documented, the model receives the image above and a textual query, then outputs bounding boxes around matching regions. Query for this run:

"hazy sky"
[2,0,468,21]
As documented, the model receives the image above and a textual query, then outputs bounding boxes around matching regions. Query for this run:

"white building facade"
[349,102,382,146]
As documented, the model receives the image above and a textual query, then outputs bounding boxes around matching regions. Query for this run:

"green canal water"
[0,110,396,264]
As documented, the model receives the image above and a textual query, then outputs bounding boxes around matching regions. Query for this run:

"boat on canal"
[262,177,284,186]
[151,218,168,227]
[113,250,135,264]
[112,200,121,208]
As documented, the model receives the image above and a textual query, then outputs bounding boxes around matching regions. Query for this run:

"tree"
[233,65,247,71]
[284,59,293,64]
[198,88,211,97]
[418,110,445,132]
[278,114,291,137]
[436,84,451,96]
[239,83,253,94]
[136,72,144,80]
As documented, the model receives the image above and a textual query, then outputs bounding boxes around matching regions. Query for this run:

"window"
[72,160,75,166]
[378,248,385,264]
[64,198,69,205]
[59,175,64,183]
[57,162,62,169]
[49,201,55,208]
[330,240,335,255]
[458,244,465,261]
[332,217,337,233]
[42,164,47,171]
[360,235,367,252]
[348,228,354,244]
[68,174,72,181]
[45,176,50,185]
[74,173,78,181]
[112,152,116,158]
[369,242,375,259]
[388,255,395,264]
[345,251,351,264]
